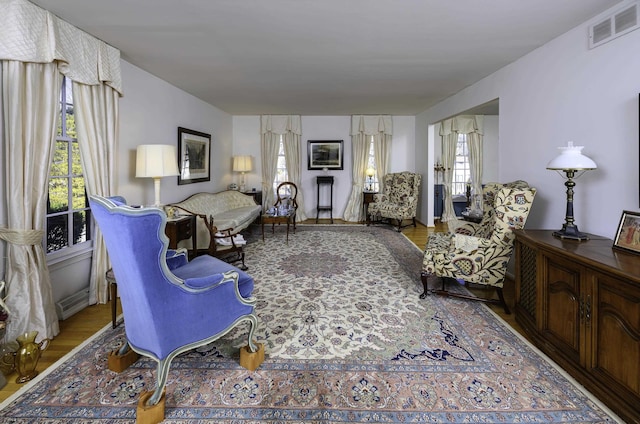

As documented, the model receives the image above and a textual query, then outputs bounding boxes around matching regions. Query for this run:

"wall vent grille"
[55,288,90,320]
[589,2,639,48]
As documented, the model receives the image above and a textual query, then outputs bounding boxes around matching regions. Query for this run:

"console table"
[513,229,640,423]
[316,176,334,223]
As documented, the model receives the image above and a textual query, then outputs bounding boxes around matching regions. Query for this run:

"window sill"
[47,244,93,270]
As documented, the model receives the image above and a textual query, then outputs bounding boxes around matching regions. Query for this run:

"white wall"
[48,60,233,303]
[232,116,416,219]
[416,6,640,238]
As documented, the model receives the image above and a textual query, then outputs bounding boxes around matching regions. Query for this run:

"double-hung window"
[452,133,471,196]
[273,135,289,195]
[46,77,91,257]
[366,136,379,192]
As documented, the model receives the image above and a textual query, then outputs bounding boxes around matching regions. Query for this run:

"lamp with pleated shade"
[136,144,179,207]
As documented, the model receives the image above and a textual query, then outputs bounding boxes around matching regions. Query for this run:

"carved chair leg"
[420,272,431,299]
[496,288,511,315]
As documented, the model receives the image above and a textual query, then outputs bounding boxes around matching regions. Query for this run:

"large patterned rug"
[0,226,620,423]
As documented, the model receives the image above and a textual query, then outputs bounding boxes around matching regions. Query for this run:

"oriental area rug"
[0,226,620,423]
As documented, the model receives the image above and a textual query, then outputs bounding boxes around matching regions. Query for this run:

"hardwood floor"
[0,219,523,402]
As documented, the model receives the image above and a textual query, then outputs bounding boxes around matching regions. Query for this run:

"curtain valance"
[260,115,302,135]
[350,115,392,136]
[439,115,484,136]
[0,0,123,95]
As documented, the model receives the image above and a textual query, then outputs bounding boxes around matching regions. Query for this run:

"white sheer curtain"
[343,115,392,221]
[282,129,308,222]
[0,61,61,341]
[0,0,123,339]
[439,115,484,229]
[73,82,120,305]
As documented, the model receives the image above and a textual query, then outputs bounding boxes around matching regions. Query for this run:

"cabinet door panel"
[591,272,640,401]
[542,257,581,363]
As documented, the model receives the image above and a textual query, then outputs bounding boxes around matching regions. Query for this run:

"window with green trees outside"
[46,77,91,255]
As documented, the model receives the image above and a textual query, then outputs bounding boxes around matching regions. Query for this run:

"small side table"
[262,210,295,243]
[362,191,378,222]
[316,176,334,223]
[242,190,262,207]
[165,215,197,259]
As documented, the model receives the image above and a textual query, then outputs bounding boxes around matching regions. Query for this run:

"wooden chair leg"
[240,342,264,371]
[108,344,140,373]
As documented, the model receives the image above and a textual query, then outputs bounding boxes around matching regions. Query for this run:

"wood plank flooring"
[0,219,523,402]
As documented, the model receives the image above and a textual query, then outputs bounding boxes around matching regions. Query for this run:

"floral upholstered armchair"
[421,182,536,313]
[454,180,531,238]
[367,171,422,232]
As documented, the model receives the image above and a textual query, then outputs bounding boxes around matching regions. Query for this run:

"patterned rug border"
[0,225,623,423]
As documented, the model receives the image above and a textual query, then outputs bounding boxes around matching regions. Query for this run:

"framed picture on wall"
[178,127,211,185]
[307,140,344,170]
[613,210,640,254]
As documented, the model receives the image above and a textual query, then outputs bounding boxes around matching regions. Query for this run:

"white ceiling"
[30,0,621,115]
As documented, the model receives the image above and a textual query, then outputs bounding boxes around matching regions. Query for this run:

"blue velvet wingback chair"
[90,196,263,423]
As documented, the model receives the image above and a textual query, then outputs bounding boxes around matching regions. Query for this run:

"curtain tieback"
[0,227,44,245]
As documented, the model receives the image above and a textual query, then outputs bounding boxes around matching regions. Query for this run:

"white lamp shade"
[136,144,179,178]
[366,167,376,177]
[233,155,252,172]
[546,141,597,170]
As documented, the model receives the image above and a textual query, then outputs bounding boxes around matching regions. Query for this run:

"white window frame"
[273,135,289,194]
[366,136,379,192]
[452,133,471,196]
[46,77,92,264]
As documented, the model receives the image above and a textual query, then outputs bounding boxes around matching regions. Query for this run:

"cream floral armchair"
[367,171,422,232]
[421,182,536,313]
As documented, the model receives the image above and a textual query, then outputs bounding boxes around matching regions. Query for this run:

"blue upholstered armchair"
[90,196,263,423]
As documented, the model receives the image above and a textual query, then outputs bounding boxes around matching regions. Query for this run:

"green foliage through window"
[46,77,91,254]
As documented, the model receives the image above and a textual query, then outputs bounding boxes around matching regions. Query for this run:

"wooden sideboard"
[513,229,640,423]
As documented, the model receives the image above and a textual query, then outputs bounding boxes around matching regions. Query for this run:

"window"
[365,136,379,192]
[46,77,91,255]
[273,135,289,194]
[452,133,471,196]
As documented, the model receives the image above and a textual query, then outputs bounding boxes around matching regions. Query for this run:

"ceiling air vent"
[589,2,639,48]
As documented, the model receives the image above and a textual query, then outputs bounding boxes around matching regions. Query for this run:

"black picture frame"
[307,140,344,170]
[178,127,211,185]
[613,210,640,254]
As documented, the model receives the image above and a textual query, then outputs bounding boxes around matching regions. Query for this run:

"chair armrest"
[166,249,188,270]
[373,193,387,202]
[455,221,482,236]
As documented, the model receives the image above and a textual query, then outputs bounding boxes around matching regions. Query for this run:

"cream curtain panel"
[343,115,392,222]
[439,115,484,228]
[260,115,307,221]
[0,0,123,340]
[74,82,120,305]
[0,61,61,342]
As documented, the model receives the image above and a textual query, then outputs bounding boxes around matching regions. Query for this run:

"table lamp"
[546,141,597,241]
[233,155,252,192]
[136,144,179,207]
[365,167,376,191]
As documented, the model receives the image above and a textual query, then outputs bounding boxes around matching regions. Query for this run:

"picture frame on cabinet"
[613,210,640,254]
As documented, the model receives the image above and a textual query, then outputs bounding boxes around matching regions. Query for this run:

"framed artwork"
[178,127,211,185]
[613,210,640,254]
[307,140,344,170]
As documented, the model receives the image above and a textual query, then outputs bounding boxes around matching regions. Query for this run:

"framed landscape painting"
[178,127,211,185]
[307,140,344,170]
